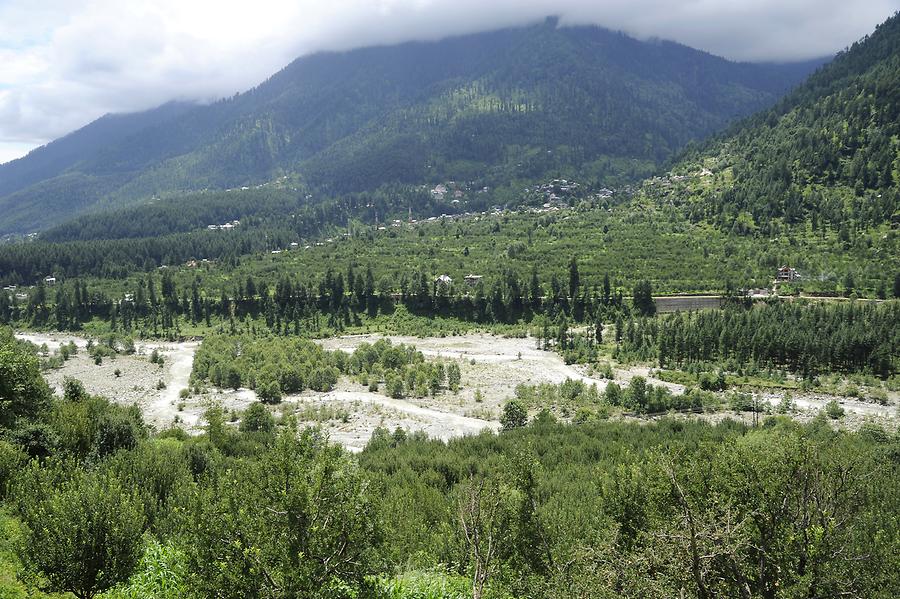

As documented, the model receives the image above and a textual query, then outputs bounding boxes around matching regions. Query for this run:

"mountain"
[0,18,823,235]
[645,12,900,236]
[0,102,195,200]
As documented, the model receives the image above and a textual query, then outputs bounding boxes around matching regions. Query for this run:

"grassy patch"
[372,569,509,599]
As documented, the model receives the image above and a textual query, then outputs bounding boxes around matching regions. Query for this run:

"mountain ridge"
[646,11,900,235]
[0,19,823,235]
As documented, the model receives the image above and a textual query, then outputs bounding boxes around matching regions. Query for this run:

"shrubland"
[2,326,899,598]
[191,335,462,400]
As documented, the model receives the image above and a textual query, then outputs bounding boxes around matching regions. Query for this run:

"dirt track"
[16,332,206,429]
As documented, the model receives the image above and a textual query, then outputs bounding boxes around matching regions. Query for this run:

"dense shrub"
[240,403,276,434]
[192,335,457,400]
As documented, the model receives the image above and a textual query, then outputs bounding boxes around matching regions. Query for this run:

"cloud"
[1,0,898,163]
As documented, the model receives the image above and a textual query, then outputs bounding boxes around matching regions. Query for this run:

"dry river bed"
[16,332,898,452]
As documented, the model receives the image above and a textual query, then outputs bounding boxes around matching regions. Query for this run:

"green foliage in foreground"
[361,417,900,598]
[180,425,380,599]
[14,464,146,599]
[0,328,53,429]
[2,413,900,598]
[1,509,53,599]
[371,570,489,599]
[106,548,499,599]
[2,324,900,598]
[102,540,189,599]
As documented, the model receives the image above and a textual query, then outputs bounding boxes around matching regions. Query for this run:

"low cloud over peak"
[1,0,898,163]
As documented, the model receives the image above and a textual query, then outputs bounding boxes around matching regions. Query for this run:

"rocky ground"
[16,332,898,451]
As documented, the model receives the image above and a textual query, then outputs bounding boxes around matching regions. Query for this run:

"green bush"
[240,403,275,434]
[103,540,189,599]
[776,394,795,414]
[0,332,53,428]
[372,570,472,599]
[309,367,339,392]
[825,400,845,420]
[180,426,378,598]
[63,377,88,402]
[14,466,146,599]
[500,400,528,430]
[728,392,756,412]
[699,371,727,392]
[94,407,146,458]
[256,379,283,404]
[386,373,405,399]
[447,363,461,392]
[0,440,25,500]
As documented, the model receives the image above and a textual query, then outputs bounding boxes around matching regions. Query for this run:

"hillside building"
[775,266,801,282]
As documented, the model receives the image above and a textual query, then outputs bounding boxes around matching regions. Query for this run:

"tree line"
[616,300,898,378]
[0,258,646,338]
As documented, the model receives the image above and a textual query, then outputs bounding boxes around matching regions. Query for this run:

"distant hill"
[645,12,900,235]
[0,18,823,235]
[0,102,195,199]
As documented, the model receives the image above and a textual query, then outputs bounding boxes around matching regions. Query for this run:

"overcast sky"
[1,0,898,164]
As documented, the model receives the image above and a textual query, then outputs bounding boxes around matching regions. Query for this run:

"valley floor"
[17,331,898,451]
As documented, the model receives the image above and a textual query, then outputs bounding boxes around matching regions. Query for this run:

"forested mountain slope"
[0,18,821,235]
[0,102,195,200]
[645,12,900,236]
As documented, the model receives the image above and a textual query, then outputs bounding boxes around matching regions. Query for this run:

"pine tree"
[568,256,580,299]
